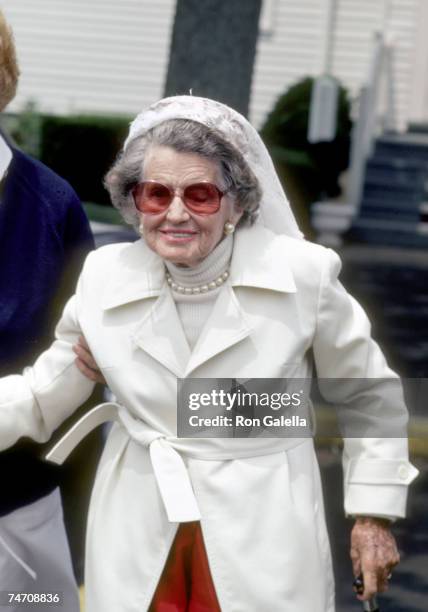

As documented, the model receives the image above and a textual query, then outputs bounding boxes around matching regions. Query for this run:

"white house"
[2,0,428,131]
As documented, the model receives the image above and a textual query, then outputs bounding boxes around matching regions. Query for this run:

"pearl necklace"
[165,270,230,295]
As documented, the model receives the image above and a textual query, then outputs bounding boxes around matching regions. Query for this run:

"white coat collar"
[229,224,297,293]
[0,134,12,181]
[101,224,296,311]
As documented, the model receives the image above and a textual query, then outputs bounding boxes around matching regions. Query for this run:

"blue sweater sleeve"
[0,149,94,374]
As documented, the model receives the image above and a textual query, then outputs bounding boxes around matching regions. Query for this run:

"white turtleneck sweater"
[165,235,233,349]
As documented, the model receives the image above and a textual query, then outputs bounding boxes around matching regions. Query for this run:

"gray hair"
[0,12,19,111]
[104,118,262,228]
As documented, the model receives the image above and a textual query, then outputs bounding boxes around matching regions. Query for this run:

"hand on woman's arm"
[73,335,106,385]
[350,516,399,600]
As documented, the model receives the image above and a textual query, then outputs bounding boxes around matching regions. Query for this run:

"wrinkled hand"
[73,335,106,385]
[350,516,399,601]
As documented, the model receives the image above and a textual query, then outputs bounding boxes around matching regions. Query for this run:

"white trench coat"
[0,224,417,612]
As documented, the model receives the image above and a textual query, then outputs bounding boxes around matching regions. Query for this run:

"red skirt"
[149,521,221,612]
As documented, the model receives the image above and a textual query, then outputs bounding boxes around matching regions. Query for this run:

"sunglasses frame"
[132,180,227,215]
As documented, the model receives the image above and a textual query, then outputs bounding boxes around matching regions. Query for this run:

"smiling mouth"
[163,232,195,236]
[160,230,198,241]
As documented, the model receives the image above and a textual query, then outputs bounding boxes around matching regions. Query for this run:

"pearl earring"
[224,222,235,235]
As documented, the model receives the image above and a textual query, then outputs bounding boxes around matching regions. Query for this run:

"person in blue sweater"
[0,13,94,611]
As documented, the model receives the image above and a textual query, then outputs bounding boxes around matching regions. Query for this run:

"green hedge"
[4,106,131,206]
[39,114,131,206]
[83,202,125,225]
[261,77,352,237]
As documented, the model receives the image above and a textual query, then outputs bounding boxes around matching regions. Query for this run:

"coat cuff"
[344,458,419,518]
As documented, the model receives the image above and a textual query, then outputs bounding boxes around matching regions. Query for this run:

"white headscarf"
[125,96,303,240]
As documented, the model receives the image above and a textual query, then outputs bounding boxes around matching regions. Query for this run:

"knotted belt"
[46,401,313,526]
[0,402,200,580]
[45,402,201,523]
[2,401,309,576]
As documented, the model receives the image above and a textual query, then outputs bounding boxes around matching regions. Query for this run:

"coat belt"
[45,402,202,523]
[46,402,310,524]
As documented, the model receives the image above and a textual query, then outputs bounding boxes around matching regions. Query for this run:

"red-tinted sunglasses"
[132,180,226,215]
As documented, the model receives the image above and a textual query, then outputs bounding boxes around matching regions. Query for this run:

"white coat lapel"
[101,239,165,309]
[133,285,191,378]
[101,226,297,378]
[185,225,297,375]
[102,239,190,377]
[185,285,251,376]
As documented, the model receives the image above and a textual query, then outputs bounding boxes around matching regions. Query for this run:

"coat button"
[398,464,409,480]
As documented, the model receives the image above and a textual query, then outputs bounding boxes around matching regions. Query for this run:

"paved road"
[339,244,428,380]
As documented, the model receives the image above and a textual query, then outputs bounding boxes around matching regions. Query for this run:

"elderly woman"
[0,96,418,612]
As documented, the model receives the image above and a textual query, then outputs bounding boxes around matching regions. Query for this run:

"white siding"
[408,0,428,122]
[386,0,420,129]
[1,0,176,116]
[331,0,384,84]
[330,0,419,131]
[250,0,324,128]
[250,0,422,130]
[1,0,425,130]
